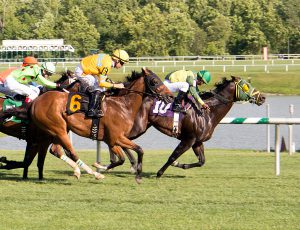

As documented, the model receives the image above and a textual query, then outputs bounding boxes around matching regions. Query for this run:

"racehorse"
[15,68,164,183]
[98,76,265,177]
[0,71,80,179]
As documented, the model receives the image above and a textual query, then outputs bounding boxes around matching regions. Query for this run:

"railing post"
[275,125,280,176]
[266,104,270,153]
[289,104,294,155]
[96,141,101,173]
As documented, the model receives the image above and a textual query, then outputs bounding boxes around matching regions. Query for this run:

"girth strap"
[90,118,100,140]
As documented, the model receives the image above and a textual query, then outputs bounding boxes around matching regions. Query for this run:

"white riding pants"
[75,64,106,92]
[163,80,189,93]
[4,76,40,100]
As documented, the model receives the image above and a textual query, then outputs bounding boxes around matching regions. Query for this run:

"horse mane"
[125,70,144,83]
[196,77,233,100]
[55,70,75,83]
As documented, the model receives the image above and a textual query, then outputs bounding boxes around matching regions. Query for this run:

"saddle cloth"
[66,92,90,115]
[2,98,24,123]
[149,99,188,119]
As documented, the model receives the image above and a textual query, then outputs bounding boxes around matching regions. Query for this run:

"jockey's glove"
[56,83,66,90]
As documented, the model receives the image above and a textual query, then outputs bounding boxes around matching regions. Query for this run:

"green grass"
[0,149,299,230]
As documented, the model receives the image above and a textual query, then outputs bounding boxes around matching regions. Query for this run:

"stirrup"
[98,109,104,117]
[172,105,185,113]
[4,116,14,123]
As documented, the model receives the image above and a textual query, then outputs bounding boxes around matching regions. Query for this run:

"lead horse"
[100,76,265,177]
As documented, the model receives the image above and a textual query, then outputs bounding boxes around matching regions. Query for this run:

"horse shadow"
[100,170,186,179]
[0,170,71,184]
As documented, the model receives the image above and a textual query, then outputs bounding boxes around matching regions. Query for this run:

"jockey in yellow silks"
[74,49,129,117]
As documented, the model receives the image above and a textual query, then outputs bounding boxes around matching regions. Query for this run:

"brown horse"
[0,71,80,179]
[18,68,163,183]
[97,76,265,177]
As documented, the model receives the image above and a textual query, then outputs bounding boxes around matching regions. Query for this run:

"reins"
[122,88,172,101]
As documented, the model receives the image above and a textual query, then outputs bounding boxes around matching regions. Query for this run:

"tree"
[228,0,267,54]
[57,6,99,56]
[123,3,169,56]
[33,12,56,39]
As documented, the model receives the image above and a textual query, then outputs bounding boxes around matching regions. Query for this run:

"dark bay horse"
[25,68,163,183]
[98,76,265,177]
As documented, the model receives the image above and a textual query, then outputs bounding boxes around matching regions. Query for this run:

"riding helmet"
[197,70,211,84]
[41,62,56,74]
[112,49,129,63]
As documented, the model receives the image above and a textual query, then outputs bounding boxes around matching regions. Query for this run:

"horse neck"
[124,77,145,118]
[208,83,235,125]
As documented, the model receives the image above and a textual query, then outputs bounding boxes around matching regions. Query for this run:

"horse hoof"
[130,166,137,174]
[94,172,105,180]
[73,167,81,179]
[135,176,142,184]
[171,161,179,167]
[0,156,7,162]
[92,162,108,170]
[74,172,81,180]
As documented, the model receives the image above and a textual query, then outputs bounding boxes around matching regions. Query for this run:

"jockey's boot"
[87,90,103,118]
[172,90,186,113]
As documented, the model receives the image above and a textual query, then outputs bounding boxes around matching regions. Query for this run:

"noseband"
[211,79,261,106]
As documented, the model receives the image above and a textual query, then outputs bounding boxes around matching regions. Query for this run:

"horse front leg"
[0,143,39,179]
[157,139,195,178]
[171,141,205,169]
[115,136,144,184]
[36,142,51,180]
[49,144,81,179]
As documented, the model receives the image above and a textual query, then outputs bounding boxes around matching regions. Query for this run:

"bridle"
[210,78,261,105]
[123,74,173,102]
[235,79,261,104]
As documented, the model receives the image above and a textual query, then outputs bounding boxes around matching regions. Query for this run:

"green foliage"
[57,6,99,56]
[0,0,300,56]
[0,149,299,229]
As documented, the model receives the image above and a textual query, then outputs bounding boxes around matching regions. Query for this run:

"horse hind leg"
[172,141,205,170]
[157,139,195,178]
[49,144,81,179]
[54,134,104,180]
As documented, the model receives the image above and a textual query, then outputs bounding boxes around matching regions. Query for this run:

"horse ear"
[142,67,149,75]
[231,75,236,81]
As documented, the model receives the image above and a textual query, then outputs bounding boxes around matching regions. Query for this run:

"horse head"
[211,76,265,106]
[54,70,80,92]
[231,76,265,105]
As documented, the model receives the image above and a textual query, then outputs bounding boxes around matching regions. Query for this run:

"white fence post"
[266,104,270,153]
[289,104,294,155]
[275,125,280,176]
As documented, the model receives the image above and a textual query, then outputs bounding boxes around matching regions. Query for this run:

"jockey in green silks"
[4,62,62,103]
[163,69,211,112]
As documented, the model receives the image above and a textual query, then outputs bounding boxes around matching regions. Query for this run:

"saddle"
[2,96,28,124]
[66,91,109,117]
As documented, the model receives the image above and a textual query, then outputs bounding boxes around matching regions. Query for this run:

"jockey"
[0,56,39,96]
[74,49,129,117]
[3,62,61,103]
[163,69,211,112]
